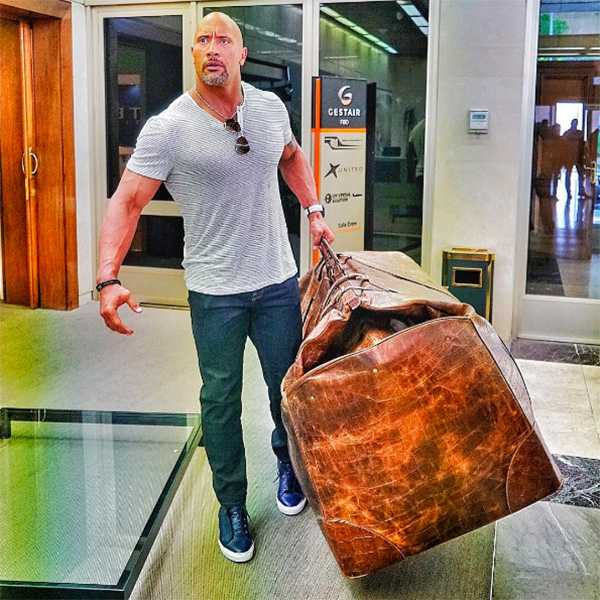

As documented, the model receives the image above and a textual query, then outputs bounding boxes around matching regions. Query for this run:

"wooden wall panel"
[539,77,586,106]
[32,17,67,309]
[0,17,29,305]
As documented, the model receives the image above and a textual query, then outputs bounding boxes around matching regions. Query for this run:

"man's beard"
[201,69,229,86]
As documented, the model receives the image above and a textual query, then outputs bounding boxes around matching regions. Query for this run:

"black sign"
[318,76,367,129]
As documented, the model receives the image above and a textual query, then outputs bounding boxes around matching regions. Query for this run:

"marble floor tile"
[516,359,588,394]
[574,344,600,367]
[512,339,577,364]
[583,364,600,385]
[492,502,600,600]
[515,361,600,458]
[549,455,600,509]
[529,387,595,416]
[583,366,600,439]
[533,412,600,459]
[511,339,600,367]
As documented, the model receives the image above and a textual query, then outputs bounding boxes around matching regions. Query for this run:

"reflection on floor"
[1,302,599,599]
[527,168,600,298]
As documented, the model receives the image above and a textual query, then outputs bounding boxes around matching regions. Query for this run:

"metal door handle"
[20,149,39,176]
[30,150,39,175]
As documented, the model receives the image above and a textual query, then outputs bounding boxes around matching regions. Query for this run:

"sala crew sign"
[312,76,367,262]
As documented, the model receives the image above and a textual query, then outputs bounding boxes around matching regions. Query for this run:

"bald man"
[96,12,335,563]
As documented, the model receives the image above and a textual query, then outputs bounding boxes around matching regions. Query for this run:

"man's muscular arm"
[96,168,161,335]
[279,136,335,248]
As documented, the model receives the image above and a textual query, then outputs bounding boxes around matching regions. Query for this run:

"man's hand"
[99,284,142,336]
[96,169,161,336]
[309,213,335,248]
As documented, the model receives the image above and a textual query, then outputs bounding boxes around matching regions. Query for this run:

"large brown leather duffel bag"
[281,242,562,578]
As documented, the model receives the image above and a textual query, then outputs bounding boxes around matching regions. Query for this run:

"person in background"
[408,118,425,199]
[562,118,585,199]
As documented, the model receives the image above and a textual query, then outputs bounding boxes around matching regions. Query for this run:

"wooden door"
[0,17,34,306]
[0,3,78,310]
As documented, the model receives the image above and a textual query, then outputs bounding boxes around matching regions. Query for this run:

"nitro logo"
[338,85,352,106]
[324,163,363,179]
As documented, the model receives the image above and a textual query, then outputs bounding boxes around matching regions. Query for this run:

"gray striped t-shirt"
[126,81,297,295]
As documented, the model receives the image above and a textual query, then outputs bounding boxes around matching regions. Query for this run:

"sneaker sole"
[218,540,255,563]
[276,496,307,516]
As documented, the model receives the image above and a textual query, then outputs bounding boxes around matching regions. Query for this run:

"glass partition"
[319,0,429,264]
[104,15,185,272]
[526,2,600,298]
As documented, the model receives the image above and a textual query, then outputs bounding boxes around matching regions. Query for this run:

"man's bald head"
[192,12,247,87]
[195,12,244,46]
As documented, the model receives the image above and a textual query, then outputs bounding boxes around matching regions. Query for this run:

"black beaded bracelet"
[96,279,121,292]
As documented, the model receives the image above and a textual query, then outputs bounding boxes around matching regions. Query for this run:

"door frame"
[513,0,600,344]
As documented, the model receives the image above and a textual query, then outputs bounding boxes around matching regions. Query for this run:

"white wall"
[427,0,529,341]
[72,2,96,306]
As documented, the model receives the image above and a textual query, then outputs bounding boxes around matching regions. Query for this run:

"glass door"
[318,0,429,265]
[95,4,195,306]
[520,1,600,342]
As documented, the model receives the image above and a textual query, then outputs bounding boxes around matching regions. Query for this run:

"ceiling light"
[336,16,356,28]
[398,3,420,17]
[351,25,369,35]
[320,6,341,18]
[321,6,398,55]
[412,16,428,27]
[419,26,429,35]
[538,46,585,51]
[539,52,581,56]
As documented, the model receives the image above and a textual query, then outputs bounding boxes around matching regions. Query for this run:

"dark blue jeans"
[188,275,302,508]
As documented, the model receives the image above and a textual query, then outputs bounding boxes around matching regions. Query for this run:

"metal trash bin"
[442,247,495,321]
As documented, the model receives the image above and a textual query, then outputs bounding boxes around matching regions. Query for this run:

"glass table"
[0,407,201,599]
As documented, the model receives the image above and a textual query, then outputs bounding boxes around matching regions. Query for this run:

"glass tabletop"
[0,407,201,599]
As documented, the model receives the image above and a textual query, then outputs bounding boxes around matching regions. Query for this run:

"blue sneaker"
[218,505,255,563]
[276,459,307,516]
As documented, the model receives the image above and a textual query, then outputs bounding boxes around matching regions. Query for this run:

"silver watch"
[305,204,325,217]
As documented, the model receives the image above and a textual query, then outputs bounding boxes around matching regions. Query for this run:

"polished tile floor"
[1,302,599,599]
[527,168,600,299]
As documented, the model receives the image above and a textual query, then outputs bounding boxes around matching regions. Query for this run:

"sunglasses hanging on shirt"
[224,116,250,155]
[190,87,250,155]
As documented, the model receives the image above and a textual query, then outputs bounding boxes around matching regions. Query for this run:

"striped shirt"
[126,81,297,295]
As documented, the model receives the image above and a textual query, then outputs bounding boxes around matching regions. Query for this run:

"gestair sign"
[312,76,368,264]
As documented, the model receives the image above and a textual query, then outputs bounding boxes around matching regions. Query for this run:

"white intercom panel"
[468,109,489,134]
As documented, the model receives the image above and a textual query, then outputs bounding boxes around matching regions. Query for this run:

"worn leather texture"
[281,248,562,578]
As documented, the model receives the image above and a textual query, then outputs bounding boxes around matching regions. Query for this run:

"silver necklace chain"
[190,86,244,122]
